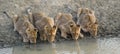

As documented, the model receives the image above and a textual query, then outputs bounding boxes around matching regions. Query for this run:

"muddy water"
[10,37,120,54]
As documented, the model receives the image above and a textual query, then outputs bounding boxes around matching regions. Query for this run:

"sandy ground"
[0,0,120,47]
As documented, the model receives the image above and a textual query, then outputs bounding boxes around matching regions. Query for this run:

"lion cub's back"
[35,16,54,29]
[43,17,54,27]
[55,13,73,26]
[33,12,45,21]
[15,16,27,32]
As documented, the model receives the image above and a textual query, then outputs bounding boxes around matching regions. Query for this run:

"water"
[1,37,120,54]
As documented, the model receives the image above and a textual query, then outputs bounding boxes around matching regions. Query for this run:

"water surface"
[1,37,120,54]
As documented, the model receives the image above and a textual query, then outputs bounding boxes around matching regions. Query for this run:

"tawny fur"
[27,10,57,43]
[12,14,38,43]
[55,13,83,40]
[88,22,98,37]
[77,8,95,18]
[77,8,98,37]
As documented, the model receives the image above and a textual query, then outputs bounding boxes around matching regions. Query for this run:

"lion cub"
[88,22,98,37]
[55,13,83,40]
[12,14,38,43]
[77,8,98,37]
[27,10,57,43]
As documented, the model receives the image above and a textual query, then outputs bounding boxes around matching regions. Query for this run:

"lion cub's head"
[25,22,38,43]
[44,25,57,43]
[77,8,94,18]
[69,24,81,40]
[88,22,98,37]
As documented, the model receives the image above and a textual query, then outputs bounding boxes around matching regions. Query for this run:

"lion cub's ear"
[34,28,38,32]
[95,21,98,24]
[76,25,80,27]
[89,10,94,14]
[44,25,49,30]
[70,24,74,28]
[26,28,30,33]
[53,25,57,29]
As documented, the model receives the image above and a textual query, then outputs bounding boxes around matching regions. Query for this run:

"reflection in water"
[12,37,120,54]
[79,38,98,54]
[74,41,81,54]
[55,41,83,54]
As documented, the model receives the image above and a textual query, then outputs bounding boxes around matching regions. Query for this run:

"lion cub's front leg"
[60,26,67,39]
[40,32,47,41]
[79,33,84,38]
[19,32,29,43]
[43,33,47,41]
[61,30,67,39]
